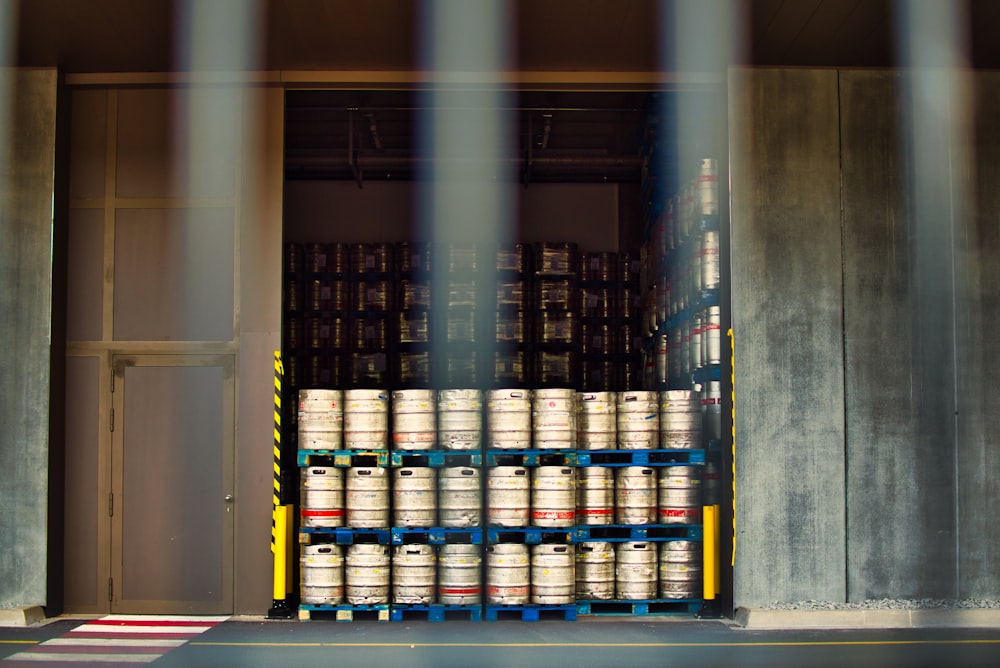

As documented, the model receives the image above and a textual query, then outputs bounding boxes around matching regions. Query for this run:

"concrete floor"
[3,617,1000,668]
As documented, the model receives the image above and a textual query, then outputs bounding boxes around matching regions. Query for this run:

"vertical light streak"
[895,0,971,598]
[0,0,17,223]
[659,0,745,610]
[173,0,262,193]
[417,0,515,388]
[171,0,263,339]
[664,0,742,188]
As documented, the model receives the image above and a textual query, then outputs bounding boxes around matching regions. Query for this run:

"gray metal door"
[110,354,235,614]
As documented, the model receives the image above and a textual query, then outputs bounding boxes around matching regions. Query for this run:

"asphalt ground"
[4,617,1000,668]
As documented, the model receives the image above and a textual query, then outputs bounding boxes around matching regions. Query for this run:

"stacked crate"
[493,243,531,388]
[579,252,643,391]
[348,244,395,389]
[395,242,433,388]
[282,243,351,449]
[532,242,581,389]
[437,243,481,388]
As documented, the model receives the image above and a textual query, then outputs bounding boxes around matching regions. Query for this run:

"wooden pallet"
[298,604,390,622]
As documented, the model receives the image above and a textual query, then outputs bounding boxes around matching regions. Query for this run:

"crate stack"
[532,242,581,389]
[394,242,433,389]
[282,243,351,448]
[281,243,305,447]
[493,243,531,388]
[349,243,395,389]
[436,243,482,389]
[578,251,643,391]
[617,252,644,391]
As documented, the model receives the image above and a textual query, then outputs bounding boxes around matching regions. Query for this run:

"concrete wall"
[840,70,957,601]
[730,67,1000,607]
[0,69,59,610]
[729,69,847,606]
[957,72,1000,597]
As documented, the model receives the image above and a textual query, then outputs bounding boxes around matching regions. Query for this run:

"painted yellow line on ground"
[190,639,1000,648]
[0,640,39,645]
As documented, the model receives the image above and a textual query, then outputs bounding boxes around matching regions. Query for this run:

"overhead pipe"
[347,110,363,188]
[289,153,641,176]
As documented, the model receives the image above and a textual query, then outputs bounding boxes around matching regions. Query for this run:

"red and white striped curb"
[3,615,228,665]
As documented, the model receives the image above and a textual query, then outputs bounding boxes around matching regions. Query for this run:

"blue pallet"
[484,605,577,622]
[697,214,721,232]
[691,364,722,385]
[576,599,702,616]
[390,605,482,622]
[487,526,575,545]
[485,449,577,466]
[390,450,483,468]
[575,449,705,466]
[391,527,483,545]
[573,524,703,542]
[655,289,721,335]
[299,604,390,622]
[297,449,389,468]
[300,527,391,545]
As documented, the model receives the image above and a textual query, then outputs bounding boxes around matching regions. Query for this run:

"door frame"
[109,353,236,614]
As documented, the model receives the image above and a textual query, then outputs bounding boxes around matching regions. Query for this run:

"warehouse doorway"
[280,86,733,618]
[109,354,235,614]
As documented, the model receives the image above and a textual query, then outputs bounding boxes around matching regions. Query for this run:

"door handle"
[224,494,234,502]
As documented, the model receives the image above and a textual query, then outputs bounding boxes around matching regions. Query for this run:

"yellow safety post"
[703,504,718,601]
[267,351,294,619]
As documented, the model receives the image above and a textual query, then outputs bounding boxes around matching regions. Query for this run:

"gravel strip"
[763,599,1000,610]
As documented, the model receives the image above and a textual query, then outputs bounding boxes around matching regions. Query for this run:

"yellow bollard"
[267,351,294,618]
[272,505,289,601]
[703,504,718,600]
